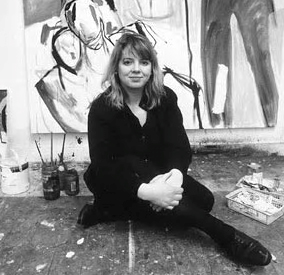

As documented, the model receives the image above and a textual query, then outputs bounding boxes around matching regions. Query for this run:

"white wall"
[0,1,31,161]
[0,0,283,164]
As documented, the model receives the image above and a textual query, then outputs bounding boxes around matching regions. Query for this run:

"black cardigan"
[84,86,192,200]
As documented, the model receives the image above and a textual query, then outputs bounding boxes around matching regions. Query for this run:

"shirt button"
[144,158,148,163]
[141,135,145,141]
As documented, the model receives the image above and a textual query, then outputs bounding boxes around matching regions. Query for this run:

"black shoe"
[77,202,101,228]
[224,229,272,266]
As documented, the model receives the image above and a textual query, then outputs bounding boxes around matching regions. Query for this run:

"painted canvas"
[0,90,7,143]
[23,0,283,133]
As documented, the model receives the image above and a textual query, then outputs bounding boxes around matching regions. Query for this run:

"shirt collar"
[122,91,148,111]
[139,92,147,110]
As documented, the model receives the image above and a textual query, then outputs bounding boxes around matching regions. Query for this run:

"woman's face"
[118,49,152,92]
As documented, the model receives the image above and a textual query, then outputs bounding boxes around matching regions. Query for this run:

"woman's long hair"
[101,32,165,110]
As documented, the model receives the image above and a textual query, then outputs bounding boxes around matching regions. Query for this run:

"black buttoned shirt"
[84,86,192,200]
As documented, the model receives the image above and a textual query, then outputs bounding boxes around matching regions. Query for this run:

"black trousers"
[95,174,235,245]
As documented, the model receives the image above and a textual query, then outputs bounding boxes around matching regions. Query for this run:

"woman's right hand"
[137,173,183,210]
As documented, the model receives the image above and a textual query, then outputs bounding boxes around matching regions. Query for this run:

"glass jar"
[247,163,263,184]
[42,164,60,200]
[62,169,79,196]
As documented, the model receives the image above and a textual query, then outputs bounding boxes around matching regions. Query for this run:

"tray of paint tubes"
[226,187,284,225]
[227,162,284,224]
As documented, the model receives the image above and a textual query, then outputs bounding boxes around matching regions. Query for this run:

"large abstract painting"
[23,0,284,133]
[0,90,7,143]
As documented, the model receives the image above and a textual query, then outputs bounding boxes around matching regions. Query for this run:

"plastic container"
[0,159,29,195]
[226,188,284,225]
[42,164,60,200]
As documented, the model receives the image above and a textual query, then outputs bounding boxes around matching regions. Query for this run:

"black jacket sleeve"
[159,87,192,175]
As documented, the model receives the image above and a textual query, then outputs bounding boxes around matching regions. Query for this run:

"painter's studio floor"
[0,147,284,275]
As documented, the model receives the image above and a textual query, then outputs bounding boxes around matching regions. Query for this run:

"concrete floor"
[0,147,284,275]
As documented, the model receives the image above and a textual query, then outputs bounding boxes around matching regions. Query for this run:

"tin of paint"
[0,160,29,195]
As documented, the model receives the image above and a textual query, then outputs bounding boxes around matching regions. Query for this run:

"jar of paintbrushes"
[42,163,60,200]
[57,134,80,196]
[35,133,79,199]
[35,132,60,200]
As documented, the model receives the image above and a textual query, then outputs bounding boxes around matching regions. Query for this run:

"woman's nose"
[132,61,141,72]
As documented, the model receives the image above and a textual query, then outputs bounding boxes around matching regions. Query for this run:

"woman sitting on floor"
[78,32,272,266]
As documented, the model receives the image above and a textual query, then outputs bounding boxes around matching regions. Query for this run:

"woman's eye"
[123,60,132,65]
[141,60,150,66]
